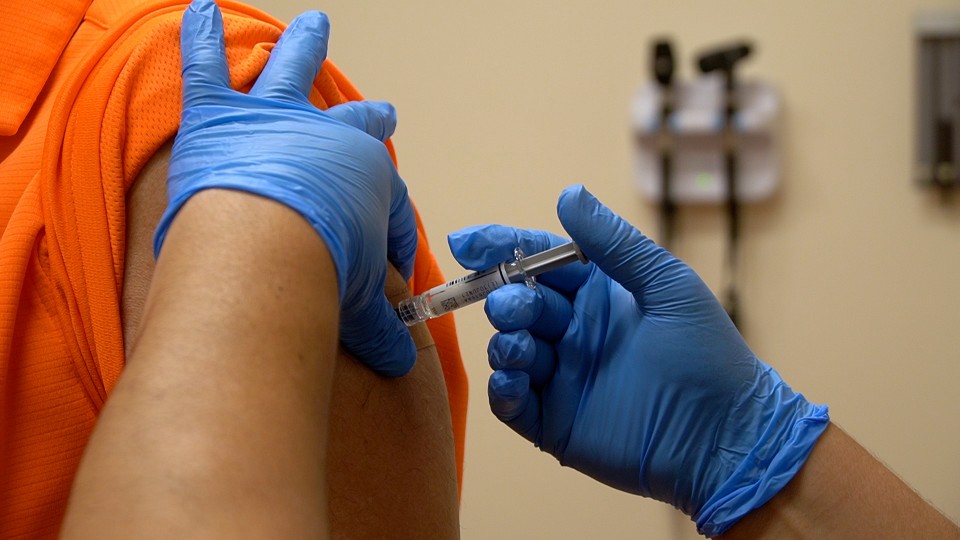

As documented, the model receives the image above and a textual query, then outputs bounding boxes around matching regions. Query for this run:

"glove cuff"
[693,402,829,537]
[153,181,347,301]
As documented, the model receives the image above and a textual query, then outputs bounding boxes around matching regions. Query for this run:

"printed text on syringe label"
[425,266,507,316]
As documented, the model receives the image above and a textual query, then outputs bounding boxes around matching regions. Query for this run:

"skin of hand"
[449,184,828,536]
[157,0,418,376]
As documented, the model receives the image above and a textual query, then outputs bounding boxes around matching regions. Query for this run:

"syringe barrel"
[396,241,588,327]
[397,261,521,326]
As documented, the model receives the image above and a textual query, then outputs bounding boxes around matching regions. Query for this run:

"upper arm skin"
[122,142,460,539]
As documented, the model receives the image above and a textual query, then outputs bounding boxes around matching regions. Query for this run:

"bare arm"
[119,141,460,538]
[62,190,340,538]
[722,424,960,539]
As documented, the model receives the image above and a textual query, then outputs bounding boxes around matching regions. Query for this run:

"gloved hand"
[157,0,417,376]
[449,184,829,536]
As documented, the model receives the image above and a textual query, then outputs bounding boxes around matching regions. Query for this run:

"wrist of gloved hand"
[692,367,829,537]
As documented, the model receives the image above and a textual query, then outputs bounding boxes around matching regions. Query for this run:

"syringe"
[397,241,588,326]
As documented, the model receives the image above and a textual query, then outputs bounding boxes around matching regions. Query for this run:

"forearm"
[62,190,340,538]
[721,423,960,539]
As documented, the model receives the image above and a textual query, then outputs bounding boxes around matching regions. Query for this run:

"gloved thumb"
[325,101,397,143]
[556,184,680,297]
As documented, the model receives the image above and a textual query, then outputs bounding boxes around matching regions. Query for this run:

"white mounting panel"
[632,73,781,204]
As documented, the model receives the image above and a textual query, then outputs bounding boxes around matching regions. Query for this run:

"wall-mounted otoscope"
[652,40,677,250]
[632,38,778,335]
[697,41,753,329]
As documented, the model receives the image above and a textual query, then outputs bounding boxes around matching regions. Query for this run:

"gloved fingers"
[448,224,556,269]
[249,11,330,103]
[447,224,589,294]
[488,331,556,388]
[324,101,398,143]
[488,370,543,445]
[557,184,678,298]
[484,283,572,342]
[385,172,418,281]
[340,293,417,377]
[180,0,231,108]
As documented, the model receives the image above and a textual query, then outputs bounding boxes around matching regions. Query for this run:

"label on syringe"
[424,265,509,317]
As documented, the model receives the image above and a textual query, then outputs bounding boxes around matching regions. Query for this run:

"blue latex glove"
[157,0,417,376]
[449,185,829,536]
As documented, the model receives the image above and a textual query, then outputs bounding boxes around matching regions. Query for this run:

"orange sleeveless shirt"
[0,0,467,535]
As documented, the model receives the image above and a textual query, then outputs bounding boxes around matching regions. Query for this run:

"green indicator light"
[695,173,714,191]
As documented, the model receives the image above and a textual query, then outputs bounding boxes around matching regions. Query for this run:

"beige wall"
[249,0,960,537]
